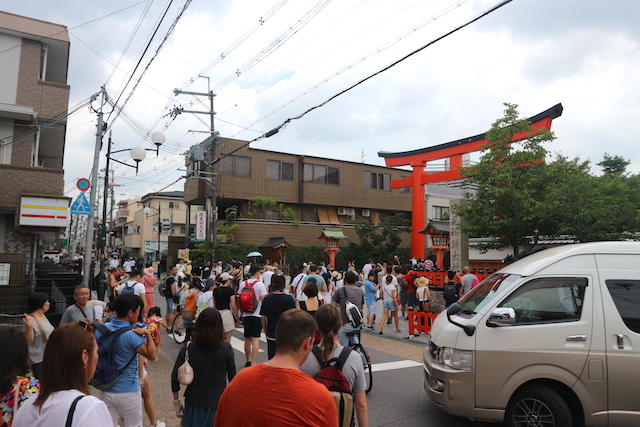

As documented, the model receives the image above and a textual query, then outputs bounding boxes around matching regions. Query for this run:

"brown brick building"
[0,11,70,257]
[183,137,413,247]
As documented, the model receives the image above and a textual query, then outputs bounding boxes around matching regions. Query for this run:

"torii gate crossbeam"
[378,103,563,259]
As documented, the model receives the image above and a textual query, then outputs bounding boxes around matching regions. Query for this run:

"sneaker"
[245,362,252,368]
[386,318,392,324]
[367,326,374,330]
[153,422,166,427]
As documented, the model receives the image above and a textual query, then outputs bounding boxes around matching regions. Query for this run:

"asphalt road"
[153,282,499,427]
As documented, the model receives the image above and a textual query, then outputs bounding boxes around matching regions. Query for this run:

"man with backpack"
[93,294,156,427]
[119,268,146,320]
[237,264,267,367]
[333,271,365,347]
[260,275,296,359]
[443,270,462,307]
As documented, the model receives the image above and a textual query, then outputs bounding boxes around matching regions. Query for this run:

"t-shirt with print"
[1,376,39,427]
[93,319,146,393]
[238,280,267,318]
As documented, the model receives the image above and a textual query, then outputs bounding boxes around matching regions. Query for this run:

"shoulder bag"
[177,342,194,385]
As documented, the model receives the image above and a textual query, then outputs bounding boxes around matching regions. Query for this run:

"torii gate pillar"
[378,104,563,259]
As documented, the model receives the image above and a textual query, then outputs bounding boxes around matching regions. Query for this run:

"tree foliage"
[456,104,640,254]
[352,213,410,260]
[456,103,556,255]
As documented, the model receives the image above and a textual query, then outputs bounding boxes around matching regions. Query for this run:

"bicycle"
[346,329,373,393]
[171,306,186,344]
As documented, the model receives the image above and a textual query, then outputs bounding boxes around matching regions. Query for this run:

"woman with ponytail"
[300,304,369,427]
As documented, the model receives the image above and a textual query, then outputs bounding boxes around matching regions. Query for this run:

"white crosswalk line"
[230,336,264,353]
[371,360,422,372]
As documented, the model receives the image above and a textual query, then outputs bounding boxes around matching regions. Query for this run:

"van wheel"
[505,385,572,427]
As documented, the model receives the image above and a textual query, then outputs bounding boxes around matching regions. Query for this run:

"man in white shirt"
[123,258,135,273]
[238,264,267,367]
[291,266,307,301]
[362,260,373,280]
[261,266,275,290]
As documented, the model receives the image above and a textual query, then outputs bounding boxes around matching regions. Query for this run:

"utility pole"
[83,87,106,288]
[172,78,217,262]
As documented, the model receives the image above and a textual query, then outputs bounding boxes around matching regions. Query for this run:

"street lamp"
[100,131,164,273]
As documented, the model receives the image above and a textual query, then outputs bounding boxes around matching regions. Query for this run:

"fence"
[0,259,81,327]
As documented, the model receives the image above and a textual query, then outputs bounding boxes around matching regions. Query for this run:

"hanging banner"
[161,217,171,236]
[196,211,207,241]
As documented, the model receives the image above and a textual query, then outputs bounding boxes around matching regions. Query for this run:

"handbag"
[177,342,194,386]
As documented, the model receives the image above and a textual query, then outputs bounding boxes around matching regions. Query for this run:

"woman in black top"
[171,308,235,427]
[212,272,238,342]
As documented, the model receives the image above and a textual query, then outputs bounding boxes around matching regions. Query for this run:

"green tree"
[456,103,556,256]
[353,213,410,260]
[597,153,630,176]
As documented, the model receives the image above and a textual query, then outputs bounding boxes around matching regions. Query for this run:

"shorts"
[243,315,262,338]
[220,309,235,333]
[399,288,407,304]
[166,297,176,314]
[366,303,377,316]
[383,301,398,312]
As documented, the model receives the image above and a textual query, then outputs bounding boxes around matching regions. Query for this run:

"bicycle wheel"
[353,344,373,393]
[172,314,186,344]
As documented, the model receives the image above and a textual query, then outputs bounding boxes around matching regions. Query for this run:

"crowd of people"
[1,254,479,427]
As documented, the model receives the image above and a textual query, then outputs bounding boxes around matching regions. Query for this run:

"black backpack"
[443,281,459,303]
[159,277,174,298]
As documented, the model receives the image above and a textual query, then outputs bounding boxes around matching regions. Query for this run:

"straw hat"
[416,276,430,287]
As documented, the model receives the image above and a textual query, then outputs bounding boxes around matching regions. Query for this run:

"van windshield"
[458,273,521,314]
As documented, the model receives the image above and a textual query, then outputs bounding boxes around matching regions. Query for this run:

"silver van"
[423,242,640,426]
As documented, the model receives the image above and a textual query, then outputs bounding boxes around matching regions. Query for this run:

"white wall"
[0,33,20,104]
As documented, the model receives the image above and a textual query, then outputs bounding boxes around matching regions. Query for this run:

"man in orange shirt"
[214,309,337,427]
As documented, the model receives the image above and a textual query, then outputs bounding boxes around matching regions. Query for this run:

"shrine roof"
[317,228,349,240]
[419,220,450,234]
[378,103,563,159]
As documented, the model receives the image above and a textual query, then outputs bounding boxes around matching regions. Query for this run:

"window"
[432,206,450,220]
[220,154,250,176]
[499,277,587,324]
[303,163,339,185]
[606,280,640,333]
[365,172,391,190]
[267,160,294,181]
[169,201,180,210]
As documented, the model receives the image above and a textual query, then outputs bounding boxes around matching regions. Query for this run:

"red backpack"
[239,279,258,312]
[312,346,354,427]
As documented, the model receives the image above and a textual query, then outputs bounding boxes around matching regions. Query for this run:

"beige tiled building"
[0,11,70,257]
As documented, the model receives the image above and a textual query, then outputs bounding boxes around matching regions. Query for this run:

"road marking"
[371,360,422,372]
[230,336,264,353]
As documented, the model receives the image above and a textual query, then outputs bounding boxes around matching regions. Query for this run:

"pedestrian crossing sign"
[70,192,92,215]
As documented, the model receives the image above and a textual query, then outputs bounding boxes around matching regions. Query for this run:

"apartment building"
[113,192,203,260]
[182,137,416,247]
[0,11,70,258]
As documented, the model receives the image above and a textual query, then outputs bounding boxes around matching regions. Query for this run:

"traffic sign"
[70,192,92,215]
[76,178,90,192]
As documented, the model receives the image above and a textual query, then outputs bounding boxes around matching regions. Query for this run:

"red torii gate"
[378,104,563,259]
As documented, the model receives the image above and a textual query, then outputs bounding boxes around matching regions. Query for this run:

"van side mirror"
[486,307,516,327]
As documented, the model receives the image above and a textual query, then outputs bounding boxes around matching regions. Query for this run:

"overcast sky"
[4,0,640,203]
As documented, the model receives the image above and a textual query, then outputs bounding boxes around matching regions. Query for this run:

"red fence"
[408,311,439,335]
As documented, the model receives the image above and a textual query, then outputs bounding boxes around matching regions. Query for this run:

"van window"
[458,273,521,314]
[605,280,640,333]
[498,277,587,324]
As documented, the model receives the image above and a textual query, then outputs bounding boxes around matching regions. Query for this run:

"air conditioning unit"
[346,208,356,216]
[362,209,370,217]
[337,207,347,215]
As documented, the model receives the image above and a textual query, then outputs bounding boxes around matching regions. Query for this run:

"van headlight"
[441,348,473,371]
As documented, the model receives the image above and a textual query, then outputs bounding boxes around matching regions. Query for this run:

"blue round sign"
[76,178,90,192]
